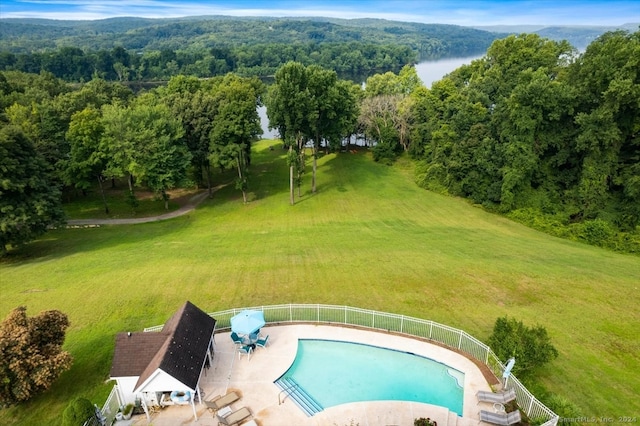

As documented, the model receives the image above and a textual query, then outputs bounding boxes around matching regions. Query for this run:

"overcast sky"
[1,0,638,26]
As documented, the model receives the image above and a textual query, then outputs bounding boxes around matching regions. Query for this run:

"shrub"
[488,316,558,378]
[62,397,95,426]
[415,418,437,426]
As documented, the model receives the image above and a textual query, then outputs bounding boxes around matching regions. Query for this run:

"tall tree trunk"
[289,145,295,205]
[127,174,134,193]
[97,175,109,214]
[205,162,213,198]
[312,144,318,193]
[163,190,169,210]
[236,152,247,204]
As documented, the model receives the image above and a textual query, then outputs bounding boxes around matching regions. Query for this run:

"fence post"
[458,330,463,350]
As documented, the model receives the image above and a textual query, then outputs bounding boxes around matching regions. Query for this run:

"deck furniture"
[477,388,516,404]
[204,391,240,412]
[255,335,270,350]
[237,345,253,361]
[478,409,521,425]
[217,406,252,426]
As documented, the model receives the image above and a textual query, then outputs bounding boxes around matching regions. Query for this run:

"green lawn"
[1,140,639,424]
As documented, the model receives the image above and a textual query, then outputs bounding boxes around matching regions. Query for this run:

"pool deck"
[124,324,497,426]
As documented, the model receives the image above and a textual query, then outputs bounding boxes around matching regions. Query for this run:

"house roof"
[110,301,216,391]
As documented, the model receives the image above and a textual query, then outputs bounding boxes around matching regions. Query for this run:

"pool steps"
[275,377,323,416]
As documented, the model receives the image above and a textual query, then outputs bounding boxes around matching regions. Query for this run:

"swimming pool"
[275,339,464,416]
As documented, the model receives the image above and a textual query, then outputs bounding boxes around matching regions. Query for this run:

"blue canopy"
[230,310,265,335]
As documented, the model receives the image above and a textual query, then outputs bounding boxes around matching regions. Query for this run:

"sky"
[0,0,638,27]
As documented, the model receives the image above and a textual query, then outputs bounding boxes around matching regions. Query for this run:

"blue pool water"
[276,339,464,415]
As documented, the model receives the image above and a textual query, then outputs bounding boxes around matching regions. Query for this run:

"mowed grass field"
[1,140,639,424]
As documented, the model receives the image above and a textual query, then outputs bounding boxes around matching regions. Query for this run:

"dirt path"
[66,191,210,226]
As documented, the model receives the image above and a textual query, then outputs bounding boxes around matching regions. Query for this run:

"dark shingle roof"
[110,301,216,391]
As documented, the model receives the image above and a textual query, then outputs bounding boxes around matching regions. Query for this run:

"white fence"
[143,304,559,426]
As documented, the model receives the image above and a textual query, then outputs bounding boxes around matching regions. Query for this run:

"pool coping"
[126,324,497,426]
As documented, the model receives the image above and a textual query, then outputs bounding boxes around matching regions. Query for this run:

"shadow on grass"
[1,143,380,265]
[0,217,190,266]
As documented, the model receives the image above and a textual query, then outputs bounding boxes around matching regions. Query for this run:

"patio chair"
[478,409,521,425]
[237,345,252,361]
[217,406,252,426]
[230,332,243,345]
[204,391,240,412]
[255,334,269,350]
[477,388,516,404]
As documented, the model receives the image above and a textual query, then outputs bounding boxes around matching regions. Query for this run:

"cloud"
[1,0,638,26]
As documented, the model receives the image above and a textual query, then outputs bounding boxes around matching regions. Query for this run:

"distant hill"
[474,23,639,49]
[0,16,502,58]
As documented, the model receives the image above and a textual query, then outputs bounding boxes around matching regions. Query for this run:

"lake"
[259,54,484,138]
[415,54,484,88]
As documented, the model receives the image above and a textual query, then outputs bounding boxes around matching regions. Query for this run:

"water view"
[415,54,484,88]
[259,55,484,138]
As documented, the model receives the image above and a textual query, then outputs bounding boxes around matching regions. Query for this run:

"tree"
[161,75,218,197]
[488,316,558,378]
[267,62,359,201]
[209,74,263,203]
[0,307,73,406]
[127,98,190,210]
[266,61,313,205]
[359,94,403,163]
[0,125,65,255]
[64,107,110,213]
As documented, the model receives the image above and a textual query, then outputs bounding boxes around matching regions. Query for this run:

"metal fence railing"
[142,304,559,426]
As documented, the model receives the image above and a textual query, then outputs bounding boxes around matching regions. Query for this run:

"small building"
[109,301,216,421]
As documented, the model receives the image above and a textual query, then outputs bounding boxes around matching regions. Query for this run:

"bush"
[488,316,558,378]
[415,418,437,426]
[62,397,95,426]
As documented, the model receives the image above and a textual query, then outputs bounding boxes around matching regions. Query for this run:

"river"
[258,54,484,138]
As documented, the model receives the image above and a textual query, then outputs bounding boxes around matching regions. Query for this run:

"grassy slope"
[1,140,639,423]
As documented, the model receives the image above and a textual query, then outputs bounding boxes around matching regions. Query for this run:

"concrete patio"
[122,324,496,426]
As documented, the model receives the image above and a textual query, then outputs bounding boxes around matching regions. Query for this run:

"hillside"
[0,16,500,58]
[474,23,639,49]
[0,142,639,424]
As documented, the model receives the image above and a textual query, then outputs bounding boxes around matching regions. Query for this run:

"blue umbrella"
[230,310,265,335]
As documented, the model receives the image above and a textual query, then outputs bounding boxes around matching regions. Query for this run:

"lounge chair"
[217,406,252,426]
[204,391,240,411]
[479,410,521,425]
[477,388,516,404]
[230,332,243,345]
[255,334,269,349]
[238,345,252,361]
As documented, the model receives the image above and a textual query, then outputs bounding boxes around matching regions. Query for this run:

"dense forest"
[0,16,500,57]
[0,17,504,82]
[0,24,639,255]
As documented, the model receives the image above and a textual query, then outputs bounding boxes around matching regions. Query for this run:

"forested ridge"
[1,29,639,255]
[0,17,502,82]
[0,16,499,56]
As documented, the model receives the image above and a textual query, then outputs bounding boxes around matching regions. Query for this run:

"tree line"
[0,42,417,83]
[0,71,263,254]
[1,30,639,255]
[356,30,640,252]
